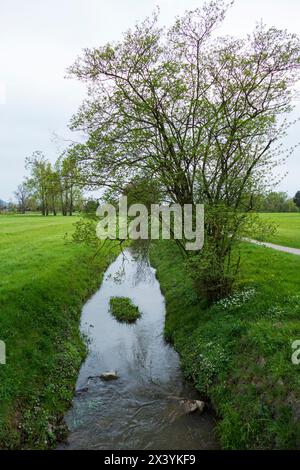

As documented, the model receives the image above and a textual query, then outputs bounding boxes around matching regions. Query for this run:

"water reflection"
[60,247,217,450]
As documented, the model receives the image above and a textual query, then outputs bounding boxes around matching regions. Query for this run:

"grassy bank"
[258,213,300,249]
[0,215,117,449]
[150,240,300,449]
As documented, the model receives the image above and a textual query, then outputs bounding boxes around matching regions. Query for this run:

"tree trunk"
[69,186,73,216]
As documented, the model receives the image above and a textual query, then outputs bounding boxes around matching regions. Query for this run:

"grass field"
[258,213,300,249]
[0,215,116,449]
[150,240,300,449]
[1,212,299,449]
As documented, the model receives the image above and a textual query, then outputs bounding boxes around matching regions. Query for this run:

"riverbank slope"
[0,215,117,449]
[150,240,300,449]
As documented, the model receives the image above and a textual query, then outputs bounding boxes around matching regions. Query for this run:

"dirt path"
[244,238,300,256]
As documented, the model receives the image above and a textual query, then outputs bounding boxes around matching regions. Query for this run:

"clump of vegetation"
[109,297,141,323]
[216,288,256,311]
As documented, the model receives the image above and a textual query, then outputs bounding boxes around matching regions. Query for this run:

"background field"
[258,213,300,249]
[0,215,115,449]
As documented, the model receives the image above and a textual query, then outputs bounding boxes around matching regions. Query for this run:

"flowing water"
[60,247,218,450]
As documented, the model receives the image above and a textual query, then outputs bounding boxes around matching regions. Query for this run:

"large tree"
[68,1,300,300]
[56,150,82,216]
[14,183,30,214]
[26,151,51,216]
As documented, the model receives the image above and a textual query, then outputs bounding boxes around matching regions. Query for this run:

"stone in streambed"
[195,400,205,413]
[75,386,88,395]
[100,371,118,381]
[180,399,205,414]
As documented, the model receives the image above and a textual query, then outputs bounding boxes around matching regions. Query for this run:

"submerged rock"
[100,371,118,381]
[75,386,88,395]
[180,399,205,414]
[195,400,205,413]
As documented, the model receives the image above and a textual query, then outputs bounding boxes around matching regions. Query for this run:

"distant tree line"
[257,192,300,213]
[294,191,300,209]
[13,150,83,215]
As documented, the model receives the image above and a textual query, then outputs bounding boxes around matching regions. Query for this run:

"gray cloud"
[1,0,299,201]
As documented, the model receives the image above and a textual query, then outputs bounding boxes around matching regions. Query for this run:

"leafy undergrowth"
[150,240,300,449]
[110,297,141,323]
[0,215,118,449]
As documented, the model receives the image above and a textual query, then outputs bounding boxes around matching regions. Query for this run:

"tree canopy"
[68,0,300,299]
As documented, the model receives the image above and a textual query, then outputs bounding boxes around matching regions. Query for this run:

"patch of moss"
[110,297,141,323]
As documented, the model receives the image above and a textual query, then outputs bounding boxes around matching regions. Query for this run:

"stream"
[59,247,218,450]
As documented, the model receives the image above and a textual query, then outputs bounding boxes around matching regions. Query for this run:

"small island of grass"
[109,297,141,323]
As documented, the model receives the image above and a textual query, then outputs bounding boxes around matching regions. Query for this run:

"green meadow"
[258,213,300,249]
[1,212,299,449]
[0,215,116,449]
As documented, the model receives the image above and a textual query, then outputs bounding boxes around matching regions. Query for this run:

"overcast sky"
[1,0,300,201]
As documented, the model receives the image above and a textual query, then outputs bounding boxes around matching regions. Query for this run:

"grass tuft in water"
[110,297,141,323]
